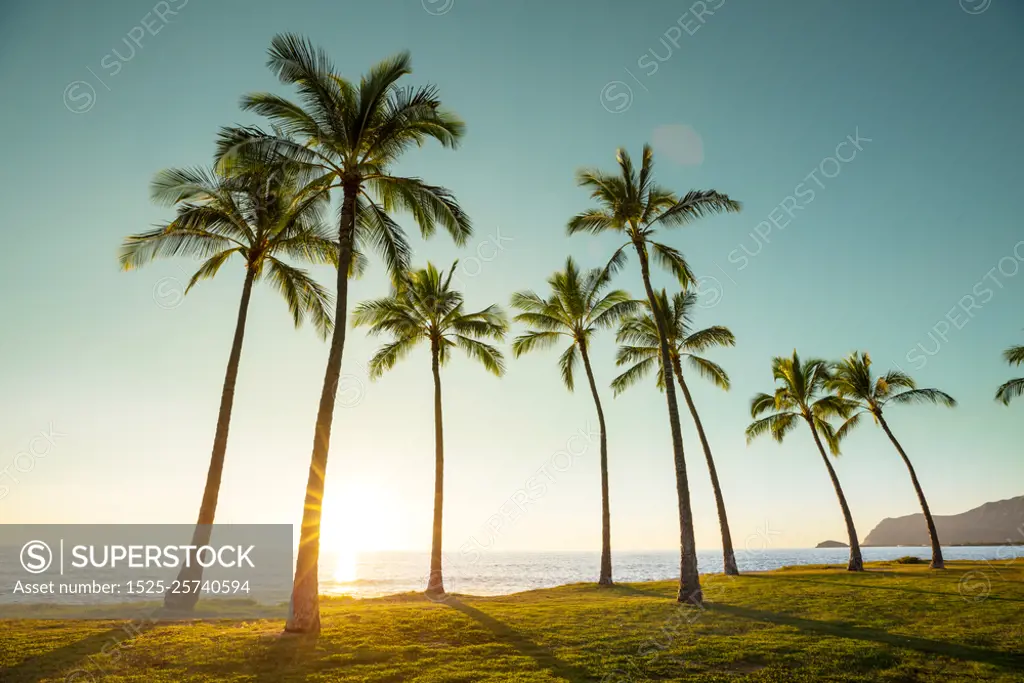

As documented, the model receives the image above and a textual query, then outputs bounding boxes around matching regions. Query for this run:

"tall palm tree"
[353,262,507,597]
[217,35,471,632]
[612,289,739,576]
[510,257,639,586]
[827,352,955,569]
[746,351,863,571]
[119,157,339,610]
[567,145,740,604]
[995,340,1024,405]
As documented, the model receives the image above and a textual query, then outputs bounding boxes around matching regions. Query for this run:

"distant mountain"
[864,495,1024,546]
[816,540,849,548]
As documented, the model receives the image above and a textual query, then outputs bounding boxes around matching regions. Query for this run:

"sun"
[320,476,412,583]
[331,547,360,583]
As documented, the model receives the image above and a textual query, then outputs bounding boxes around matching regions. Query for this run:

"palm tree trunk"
[426,338,446,596]
[877,413,944,569]
[287,181,358,634]
[806,420,863,571]
[672,357,738,576]
[579,340,613,586]
[165,267,256,611]
[634,243,702,605]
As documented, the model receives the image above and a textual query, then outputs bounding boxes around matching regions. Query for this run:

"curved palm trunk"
[578,340,613,586]
[672,357,738,576]
[877,414,944,569]
[426,338,446,595]
[165,268,256,611]
[634,243,702,605]
[807,420,863,571]
[287,182,358,634]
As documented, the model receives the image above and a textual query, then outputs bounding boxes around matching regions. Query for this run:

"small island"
[816,540,850,548]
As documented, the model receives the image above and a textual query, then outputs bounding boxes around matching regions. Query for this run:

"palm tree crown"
[611,289,733,395]
[568,145,740,284]
[996,342,1024,405]
[353,262,508,376]
[510,257,638,388]
[828,352,956,438]
[120,159,336,334]
[216,35,471,279]
[747,351,852,452]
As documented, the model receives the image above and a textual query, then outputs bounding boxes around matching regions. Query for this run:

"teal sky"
[1,0,1022,554]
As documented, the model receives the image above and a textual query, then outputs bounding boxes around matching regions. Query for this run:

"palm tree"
[567,145,740,604]
[119,157,339,610]
[612,289,739,576]
[995,341,1024,405]
[217,35,471,632]
[827,352,955,569]
[510,257,639,586]
[353,262,507,597]
[746,351,864,571]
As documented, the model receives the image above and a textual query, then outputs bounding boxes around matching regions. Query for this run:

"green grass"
[2,560,1022,682]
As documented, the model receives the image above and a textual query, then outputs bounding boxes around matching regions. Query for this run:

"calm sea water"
[319,546,1024,598]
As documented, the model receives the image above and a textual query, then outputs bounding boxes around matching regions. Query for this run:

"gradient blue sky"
[1,0,1021,555]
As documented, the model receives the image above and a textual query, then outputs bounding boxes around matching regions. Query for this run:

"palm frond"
[834,411,866,443]
[567,209,619,235]
[746,412,798,444]
[610,357,657,396]
[750,392,778,418]
[452,335,505,376]
[354,196,412,278]
[1003,345,1024,366]
[264,258,334,338]
[366,334,421,379]
[119,225,236,271]
[655,189,742,227]
[686,355,730,390]
[683,326,735,352]
[995,377,1024,405]
[886,388,957,408]
[185,249,242,293]
[511,330,563,358]
[368,176,471,246]
[447,304,508,341]
[649,241,696,287]
[814,418,843,456]
[558,343,579,392]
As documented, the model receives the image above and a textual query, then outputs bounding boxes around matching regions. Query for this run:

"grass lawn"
[2,560,1022,682]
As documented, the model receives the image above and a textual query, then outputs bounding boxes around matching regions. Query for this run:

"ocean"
[319,546,1024,598]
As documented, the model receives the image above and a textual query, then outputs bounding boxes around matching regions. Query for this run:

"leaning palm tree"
[217,36,471,632]
[612,289,739,576]
[995,340,1024,405]
[120,157,340,610]
[567,145,740,604]
[510,257,638,586]
[353,262,507,597]
[827,352,955,569]
[746,351,863,571]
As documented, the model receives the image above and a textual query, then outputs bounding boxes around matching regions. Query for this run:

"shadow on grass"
[743,573,1024,603]
[1,622,160,683]
[613,584,675,599]
[706,603,1024,670]
[249,631,328,683]
[445,597,596,682]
